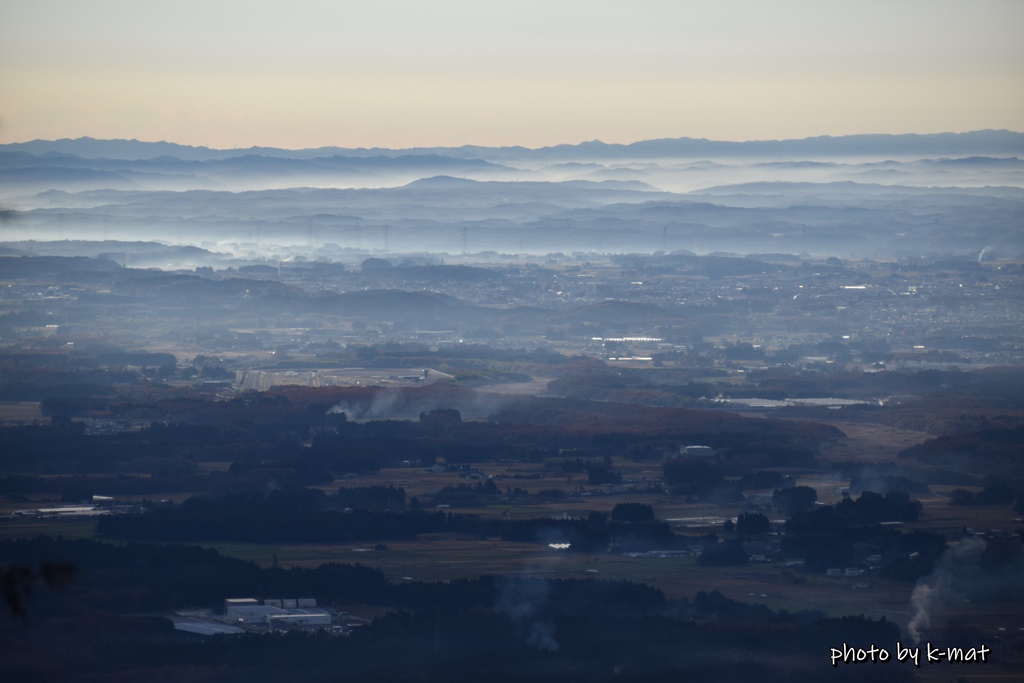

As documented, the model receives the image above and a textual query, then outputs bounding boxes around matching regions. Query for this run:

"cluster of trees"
[547,456,623,485]
[0,348,178,401]
[94,487,714,556]
[782,498,941,579]
[431,479,499,507]
[735,512,770,535]
[336,485,406,510]
[783,491,922,536]
[900,425,1024,479]
[688,487,948,577]
[835,490,922,524]
[610,503,654,523]
[0,419,306,475]
[772,485,818,515]
[663,460,815,505]
[97,494,482,544]
[697,539,750,566]
[947,485,1024,514]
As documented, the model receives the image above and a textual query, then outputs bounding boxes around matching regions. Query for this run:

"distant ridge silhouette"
[3,130,1022,161]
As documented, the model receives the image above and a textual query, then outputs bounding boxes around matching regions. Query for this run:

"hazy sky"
[2,0,1022,149]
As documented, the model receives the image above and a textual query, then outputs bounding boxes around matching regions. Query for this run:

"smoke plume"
[907,537,985,644]
[495,576,560,651]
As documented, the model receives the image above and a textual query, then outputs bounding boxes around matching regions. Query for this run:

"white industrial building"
[267,611,332,629]
[223,598,330,629]
[175,621,246,636]
[679,445,715,457]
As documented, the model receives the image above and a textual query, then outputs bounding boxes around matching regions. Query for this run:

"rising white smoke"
[907,536,986,644]
[326,390,400,420]
[496,576,560,651]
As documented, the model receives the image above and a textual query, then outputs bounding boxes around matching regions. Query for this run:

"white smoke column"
[526,619,559,652]
[907,537,985,644]
[368,389,400,418]
[907,583,936,644]
[496,576,560,651]
[327,403,350,416]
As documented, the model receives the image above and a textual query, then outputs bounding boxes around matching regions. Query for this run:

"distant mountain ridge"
[4,130,1022,260]
[3,130,1022,161]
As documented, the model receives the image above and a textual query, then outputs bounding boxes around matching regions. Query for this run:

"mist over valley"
[4,131,1023,259]
[2,131,1024,683]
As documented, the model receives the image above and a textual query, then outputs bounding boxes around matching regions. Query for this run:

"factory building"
[223,598,331,629]
[679,445,715,457]
[267,611,332,629]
